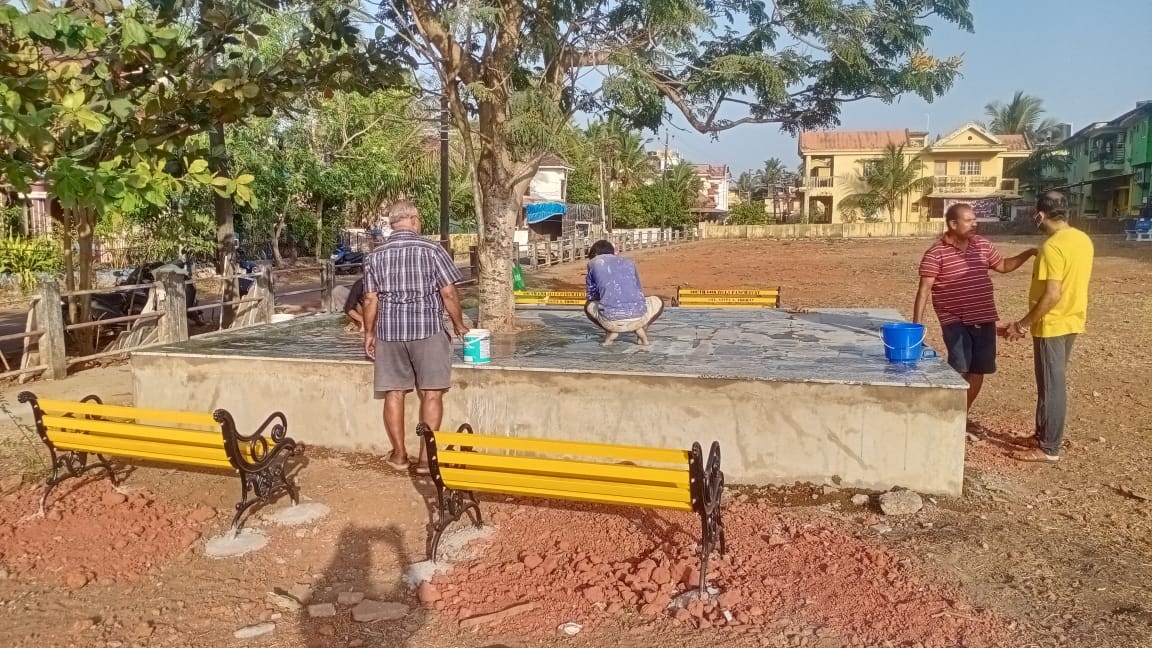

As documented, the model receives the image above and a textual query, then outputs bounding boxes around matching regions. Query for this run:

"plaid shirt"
[362,231,463,342]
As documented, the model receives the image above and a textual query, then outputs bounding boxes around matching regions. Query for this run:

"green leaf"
[187,159,209,174]
[151,43,166,58]
[211,79,234,93]
[75,110,106,133]
[248,23,271,37]
[61,90,86,110]
[153,26,180,40]
[240,83,260,99]
[122,17,147,46]
[24,12,55,39]
[210,176,231,187]
[235,173,255,185]
[108,98,132,119]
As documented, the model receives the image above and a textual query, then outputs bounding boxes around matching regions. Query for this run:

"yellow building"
[796,125,1030,223]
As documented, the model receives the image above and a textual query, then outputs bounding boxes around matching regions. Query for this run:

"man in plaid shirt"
[362,200,468,475]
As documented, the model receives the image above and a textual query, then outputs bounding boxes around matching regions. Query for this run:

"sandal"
[1010,448,1060,463]
[414,464,431,476]
[384,455,410,471]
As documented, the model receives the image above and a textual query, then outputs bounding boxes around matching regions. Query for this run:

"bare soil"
[0,236,1148,648]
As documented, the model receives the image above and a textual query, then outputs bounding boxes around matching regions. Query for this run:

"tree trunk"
[208,121,236,273]
[474,147,520,332]
[272,213,286,267]
[313,197,324,258]
[208,121,238,328]
[74,208,95,355]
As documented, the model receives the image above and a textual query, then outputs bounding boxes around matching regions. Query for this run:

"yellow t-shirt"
[1029,227,1095,338]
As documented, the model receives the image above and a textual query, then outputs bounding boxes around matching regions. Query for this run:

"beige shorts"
[373,333,453,392]
[584,295,665,333]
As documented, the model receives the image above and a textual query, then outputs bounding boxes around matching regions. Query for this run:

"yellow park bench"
[417,422,726,594]
[513,290,587,307]
[19,392,302,533]
[673,287,782,308]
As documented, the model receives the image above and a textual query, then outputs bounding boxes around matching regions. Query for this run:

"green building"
[1058,102,1152,219]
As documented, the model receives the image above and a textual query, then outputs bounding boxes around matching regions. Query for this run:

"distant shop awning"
[525,202,567,224]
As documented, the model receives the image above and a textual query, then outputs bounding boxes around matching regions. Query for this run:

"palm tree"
[840,144,934,222]
[586,118,653,189]
[735,171,759,199]
[757,158,790,188]
[983,91,1060,140]
[666,161,703,206]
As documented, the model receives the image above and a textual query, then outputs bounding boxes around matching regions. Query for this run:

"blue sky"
[659,0,1152,175]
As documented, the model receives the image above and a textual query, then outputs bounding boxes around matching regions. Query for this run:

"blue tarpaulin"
[525,202,567,224]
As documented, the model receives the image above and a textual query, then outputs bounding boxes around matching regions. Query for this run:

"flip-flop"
[414,465,431,476]
[384,457,410,471]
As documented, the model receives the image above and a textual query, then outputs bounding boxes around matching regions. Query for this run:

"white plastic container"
[462,329,491,364]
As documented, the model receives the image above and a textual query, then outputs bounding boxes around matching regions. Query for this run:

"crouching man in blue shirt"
[584,239,665,346]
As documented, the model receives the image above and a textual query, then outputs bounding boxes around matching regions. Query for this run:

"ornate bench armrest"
[214,409,300,472]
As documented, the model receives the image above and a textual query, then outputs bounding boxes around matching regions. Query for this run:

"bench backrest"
[674,287,782,308]
[22,394,235,469]
[422,426,698,511]
[513,290,586,307]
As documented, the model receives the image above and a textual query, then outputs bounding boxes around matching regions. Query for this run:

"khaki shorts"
[584,295,665,333]
[373,333,453,392]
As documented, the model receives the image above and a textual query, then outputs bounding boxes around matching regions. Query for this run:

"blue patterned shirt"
[363,231,463,341]
[586,254,647,320]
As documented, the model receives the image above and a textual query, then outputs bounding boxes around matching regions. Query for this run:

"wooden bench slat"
[35,399,218,427]
[433,432,691,465]
[437,449,690,487]
[439,467,691,505]
[678,289,780,297]
[47,430,232,468]
[42,415,224,448]
[442,477,695,512]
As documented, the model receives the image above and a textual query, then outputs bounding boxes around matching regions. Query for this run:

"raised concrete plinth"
[132,309,968,495]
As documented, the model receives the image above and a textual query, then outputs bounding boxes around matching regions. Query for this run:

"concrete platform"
[132,309,969,495]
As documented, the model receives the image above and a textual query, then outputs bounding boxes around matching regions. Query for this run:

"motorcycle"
[330,244,364,274]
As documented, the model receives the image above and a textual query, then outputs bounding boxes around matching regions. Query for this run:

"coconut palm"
[586,118,654,189]
[983,91,1060,140]
[666,161,704,206]
[840,144,934,222]
[757,158,790,187]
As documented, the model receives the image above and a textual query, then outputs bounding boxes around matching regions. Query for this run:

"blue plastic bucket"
[881,322,926,363]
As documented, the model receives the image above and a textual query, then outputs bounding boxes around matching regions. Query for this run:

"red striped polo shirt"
[918,234,1003,326]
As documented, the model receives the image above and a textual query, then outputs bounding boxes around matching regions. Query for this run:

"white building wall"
[529,167,568,202]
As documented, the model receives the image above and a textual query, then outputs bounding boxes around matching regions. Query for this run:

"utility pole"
[439,92,451,253]
[598,157,609,232]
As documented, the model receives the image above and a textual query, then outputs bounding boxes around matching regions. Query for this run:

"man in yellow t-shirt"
[1005,191,1095,462]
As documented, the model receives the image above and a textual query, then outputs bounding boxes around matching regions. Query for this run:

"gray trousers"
[1033,334,1077,455]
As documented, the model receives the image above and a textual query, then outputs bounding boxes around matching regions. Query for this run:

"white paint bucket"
[462,329,491,364]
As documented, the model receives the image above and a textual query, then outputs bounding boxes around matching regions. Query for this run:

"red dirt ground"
[0,236,1148,648]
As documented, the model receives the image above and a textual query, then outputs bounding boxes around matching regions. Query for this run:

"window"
[861,159,880,175]
[933,160,947,176]
[959,160,982,176]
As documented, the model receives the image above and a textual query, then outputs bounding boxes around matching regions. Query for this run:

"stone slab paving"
[137,308,966,390]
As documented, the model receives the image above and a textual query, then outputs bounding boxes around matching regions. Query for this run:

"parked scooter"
[330,244,364,274]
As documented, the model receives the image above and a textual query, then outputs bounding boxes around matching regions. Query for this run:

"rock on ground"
[351,600,409,623]
[233,622,275,639]
[878,490,923,516]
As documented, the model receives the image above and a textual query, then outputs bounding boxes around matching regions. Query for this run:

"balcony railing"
[932,175,999,192]
[1089,142,1126,164]
[801,176,835,189]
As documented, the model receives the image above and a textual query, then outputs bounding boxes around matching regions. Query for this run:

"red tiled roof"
[799,130,910,152]
[692,164,729,178]
[538,153,572,169]
[998,134,1031,152]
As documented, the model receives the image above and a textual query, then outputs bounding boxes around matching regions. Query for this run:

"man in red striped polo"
[913,203,1036,413]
